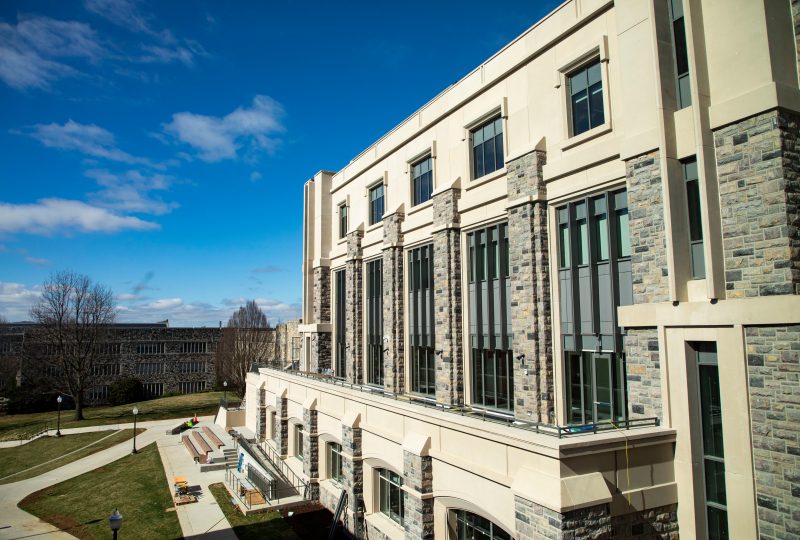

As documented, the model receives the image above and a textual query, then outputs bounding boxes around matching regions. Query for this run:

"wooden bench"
[192,431,213,455]
[202,426,225,449]
[181,435,201,463]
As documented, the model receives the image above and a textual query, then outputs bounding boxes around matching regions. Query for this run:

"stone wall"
[276,393,288,457]
[342,421,364,537]
[310,332,331,372]
[303,405,320,500]
[745,325,800,540]
[383,212,405,393]
[626,151,670,305]
[625,328,662,420]
[346,230,364,384]
[507,149,553,423]
[714,109,800,298]
[313,266,331,323]
[403,449,434,539]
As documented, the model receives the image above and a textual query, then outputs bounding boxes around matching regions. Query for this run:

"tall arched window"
[453,509,511,540]
[377,468,404,526]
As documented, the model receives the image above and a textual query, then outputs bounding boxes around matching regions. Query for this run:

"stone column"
[257,385,267,441]
[506,149,553,423]
[342,412,364,537]
[311,265,332,372]
[403,434,433,540]
[275,392,288,457]
[383,211,405,393]
[302,398,319,501]
[432,185,463,406]
[625,150,668,421]
[346,230,364,384]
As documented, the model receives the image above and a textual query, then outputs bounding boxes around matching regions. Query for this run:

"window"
[684,158,705,279]
[669,0,691,108]
[408,244,435,395]
[334,269,347,378]
[327,442,343,482]
[136,362,164,375]
[412,156,433,206]
[291,337,301,361]
[366,259,384,386]
[179,361,206,374]
[454,510,511,540]
[143,382,163,398]
[93,363,120,376]
[270,411,278,441]
[339,203,348,239]
[568,59,604,136]
[178,381,206,393]
[96,343,120,355]
[45,364,63,377]
[180,342,207,354]
[468,223,513,411]
[369,184,385,225]
[471,116,504,179]
[378,469,404,526]
[295,425,304,459]
[0,341,12,354]
[693,342,728,539]
[557,190,632,424]
[136,342,164,355]
[88,385,108,401]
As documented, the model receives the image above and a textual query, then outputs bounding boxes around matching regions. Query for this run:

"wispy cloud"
[163,95,285,162]
[0,15,104,90]
[84,168,178,215]
[83,0,153,35]
[249,171,262,182]
[0,198,159,235]
[252,265,281,274]
[16,248,52,266]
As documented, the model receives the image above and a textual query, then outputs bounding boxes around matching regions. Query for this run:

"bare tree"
[216,300,275,397]
[30,271,115,420]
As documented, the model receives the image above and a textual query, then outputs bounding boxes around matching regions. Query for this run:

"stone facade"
[514,497,678,539]
[276,392,289,457]
[625,328,662,420]
[432,186,464,406]
[342,420,364,537]
[346,230,364,384]
[303,405,320,500]
[507,149,554,423]
[626,151,670,305]
[383,212,405,393]
[714,109,800,298]
[403,449,434,540]
[310,265,332,373]
[745,325,800,540]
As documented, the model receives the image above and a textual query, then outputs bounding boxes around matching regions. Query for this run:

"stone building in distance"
[235,0,799,538]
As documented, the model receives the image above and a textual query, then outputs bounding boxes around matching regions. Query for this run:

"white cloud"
[249,171,262,182]
[0,282,41,322]
[252,265,281,274]
[143,298,183,310]
[84,168,178,215]
[117,292,140,301]
[83,0,153,35]
[0,198,159,235]
[26,120,156,166]
[164,95,284,162]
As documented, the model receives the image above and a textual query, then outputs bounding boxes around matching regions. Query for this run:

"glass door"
[592,353,613,422]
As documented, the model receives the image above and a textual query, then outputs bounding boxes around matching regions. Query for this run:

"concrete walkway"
[0,415,235,540]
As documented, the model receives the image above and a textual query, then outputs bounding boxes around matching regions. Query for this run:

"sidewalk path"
[0,415,233,540]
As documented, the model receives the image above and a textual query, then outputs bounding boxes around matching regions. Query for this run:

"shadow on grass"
[7,517,103,539]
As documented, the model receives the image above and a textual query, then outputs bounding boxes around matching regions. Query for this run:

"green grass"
[0,391,240,440]
[0,428,141,484]
[208,482,299,540]
[19,442,182,540]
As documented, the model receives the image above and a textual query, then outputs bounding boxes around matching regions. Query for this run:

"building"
[243,1,800,538]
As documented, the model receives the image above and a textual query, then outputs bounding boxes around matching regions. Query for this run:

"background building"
[244,0,798,538]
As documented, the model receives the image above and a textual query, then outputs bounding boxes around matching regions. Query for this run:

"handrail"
[232,433,309,504]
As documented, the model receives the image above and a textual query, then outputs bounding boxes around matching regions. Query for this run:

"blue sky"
[0,0,558,326]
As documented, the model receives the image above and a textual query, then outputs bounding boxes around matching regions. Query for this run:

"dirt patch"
[41,514,87,539]
[19,489,43,506]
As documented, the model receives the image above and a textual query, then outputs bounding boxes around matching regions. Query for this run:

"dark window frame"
[295,424,304,459]
[411,155,434,206]
[378,468,404,526]
[683,158,705,279]
[669,0,692,109]
[328,442,343,482]
[567,58,605,137]
[369,183,385,225]
[366,258,384,386]
[339,203,348,239]
[470,115,504,180]
[334,269,347,378]
[454,509,511,540]
[408,244,435,396]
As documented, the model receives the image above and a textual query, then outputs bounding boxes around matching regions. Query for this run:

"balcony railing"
[257,365,660,439]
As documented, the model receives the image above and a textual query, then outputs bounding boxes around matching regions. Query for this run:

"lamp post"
[56,395,63,437]
[223,380,228,407]
[108,508,122,540]
[131,406,139,454]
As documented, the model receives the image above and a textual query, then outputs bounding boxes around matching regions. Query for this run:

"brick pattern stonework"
[365,520,392,540]
[715,109,800,298]
[626,151,670,305]
[342,423,364,537]
[276,394,288,457]
[303,406,319,500]
[433,187,464,406]
[507,149,553,423]
[310,333,331,372]
[403,450,433,540]
[383,212,405,393]
[313,266,331,323]
[346,230,364,384]
[793,1,800,80]
[745,325,800,540]
[514,497,678,539]
[625,328,662,420]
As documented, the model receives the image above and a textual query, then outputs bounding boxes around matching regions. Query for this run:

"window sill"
[366,221,382,233]
[407,199,433,216]
[560,122,612,151]
[365,511,405,540]
[465,167,506,191]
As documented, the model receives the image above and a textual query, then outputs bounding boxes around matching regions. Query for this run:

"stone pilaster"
[403,442,433,540]
[257,385,267,441]
[507,149,553,423]
[275,392,288,457]
[310,333,331,372]
[432,186,463,406]
[342,414,364,537]
[624,329,662,420]
[745,325,800,540]
[311,265,332,372]
[714,109,800,298]
[346,230,364,384]
[302,402,319,501]
[383,211,405,393]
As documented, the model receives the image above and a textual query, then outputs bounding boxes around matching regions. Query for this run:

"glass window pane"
[616,209,630,258]
[474,143,485,178]
[572,92,589,135]
[495,132,504,171]
[576,219,589,265]
[595,213,609,261]
[559,223,571,267]
[570,70,587,95]
[483,139,496,175]
[589,82,604,128]
[587,61,602,86]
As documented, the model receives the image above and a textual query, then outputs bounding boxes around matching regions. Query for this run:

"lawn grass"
[208,482,300,540]
[0,391,239,440]
[0,428,141,484]
[19,442,181,540]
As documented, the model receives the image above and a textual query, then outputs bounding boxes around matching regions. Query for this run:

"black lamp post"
[56,395,63,437]
[223,380,228,407]
[108,508,122,539]
[131,406,139,454]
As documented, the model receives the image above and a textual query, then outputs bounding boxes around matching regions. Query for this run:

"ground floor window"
[453,509,511,540]
[565,351,625,424]
[328,442,343,482]
[411,346,435,396]
[471,348,513,411]
[178,381,206,394]
[295,425,304,459]
[88,385,108,401]
[143,382,163,398]
[378,469,403,526]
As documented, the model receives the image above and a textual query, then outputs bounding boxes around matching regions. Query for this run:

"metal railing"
[258,366,660,439]
[231,432,309,505]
